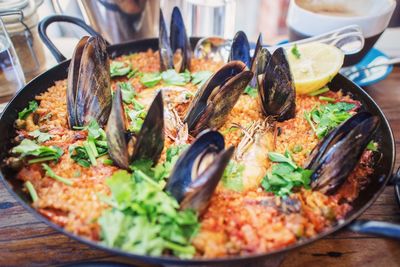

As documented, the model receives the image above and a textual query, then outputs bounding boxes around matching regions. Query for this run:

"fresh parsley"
[118,82,136,104]
[262,151,312,196]
[11,139,63,164]
[191,71,212,87]
[291,44,301,59]
[69,120,109,167]
[244,86,258,98]
[304,102,355,139]
[161,69,191,86]
[98,170,199,259]
[222,161,244,192]
[110,61,131,78]
[29,129,53,143]
[367,141,378,152]
[42,163,73,186]
[18,101,38,120]
[140,73,162,88]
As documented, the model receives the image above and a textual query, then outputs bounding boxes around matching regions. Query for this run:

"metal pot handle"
[349,166,400,239]
[38,15,101,63]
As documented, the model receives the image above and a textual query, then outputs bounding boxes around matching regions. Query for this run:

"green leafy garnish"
[110,61,131,77]
[98,170,199,259]
[191,71,212,87]
[367,141,378,152]
[29,129,53,143]
[244,86,258,98]
[304,102,355,139]
[140,73,162,87]
[262,151,312,196]
[127,68,139,79]
[222,161,244,192]
[42,163,72,185]
[319,96,335,102]
[127,108,146,134]
[18,101,38,120]
[161,69,188,86]
[308,87,329,96]
[118,82,136,104]
[291,44,301,59]
[11,139,63,164]
[25,181,38,202]
[69,120,108,167]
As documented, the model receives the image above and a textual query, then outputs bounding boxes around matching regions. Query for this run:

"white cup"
[287,0,396,65]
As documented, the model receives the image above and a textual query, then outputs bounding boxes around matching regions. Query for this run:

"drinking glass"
[0,16,26,106]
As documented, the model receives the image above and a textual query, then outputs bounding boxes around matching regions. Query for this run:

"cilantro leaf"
[222,161,244,192]
[291,44,301,59]
[367,141,378,152]
[140,73,162,87]
[118,82,136,104]
[161,69,191,86]
[110,61,131,77]
[11,139,63,164]
[18,101,38,120]
[268,151,297,169]
[191,71,212,87]
[244,86,258,98]
[29,129,53,143]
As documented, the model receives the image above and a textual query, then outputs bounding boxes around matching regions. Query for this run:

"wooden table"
[1,67,400,266]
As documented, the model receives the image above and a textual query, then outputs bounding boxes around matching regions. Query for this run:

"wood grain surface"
[1,68,399,266]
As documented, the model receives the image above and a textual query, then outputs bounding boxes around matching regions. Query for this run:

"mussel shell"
[258,47,296,122]
[106,86,130,169]
[165,130,233,214]
[310,112,380,194]
[228,31,251,68]
[170,7,192,72]
[159,9,173,71]
[67,36,111,128]
[249,34,263,88]
[131,91,165,163]
[184,61,253,136]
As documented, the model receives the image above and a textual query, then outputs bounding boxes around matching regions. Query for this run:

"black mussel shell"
[309,112,380,195]
[258,47,295,122]
[184,61,253,136]
[67,35,111,128]
[165,130,233,214]
[228,31,251,68]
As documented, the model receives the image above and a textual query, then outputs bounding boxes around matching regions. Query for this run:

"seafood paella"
[5,8,380,259]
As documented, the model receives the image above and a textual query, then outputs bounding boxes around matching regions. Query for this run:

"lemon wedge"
[286,42,344,95]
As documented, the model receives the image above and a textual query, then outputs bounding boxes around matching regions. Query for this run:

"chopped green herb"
[18,101,38,120]
[42,163,73,186]
[222,161,244,192]
[98,170,199,258]
[29,129,53,143]
[367,141,378,152]
[110,61,131,77]
[140,73,162,87]
[191,71,213,87]
[291,44,301,59]
[262,151,312,196]
[304,102,355,139]
[319,96,335,102]
[161,69,191,86]
[11,139,63,164]
[244,86,258,98]
[127,108,146,134]
[292,144,303,153]
[25,181,38,202]
[118,82,136,104]
[127,68,139,79]
[308,87,329,96]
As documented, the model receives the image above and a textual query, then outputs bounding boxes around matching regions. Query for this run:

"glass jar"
[0,0,46,81]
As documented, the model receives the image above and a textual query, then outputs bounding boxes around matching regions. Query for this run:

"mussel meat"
[165,130,234,214]
[106,87,165,169]
[257,47,296,122]
[184,61,253,136]
[67,35,111,128]
[306,112,380,195]
[159,7,191,72]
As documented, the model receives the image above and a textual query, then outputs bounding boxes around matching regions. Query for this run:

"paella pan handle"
[38,15,103,63]
[349,166,400,239]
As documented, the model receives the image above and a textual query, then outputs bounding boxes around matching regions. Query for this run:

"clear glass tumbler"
[0,16,26,106]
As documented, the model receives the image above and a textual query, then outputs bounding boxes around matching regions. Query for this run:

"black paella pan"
[0,15,396,267]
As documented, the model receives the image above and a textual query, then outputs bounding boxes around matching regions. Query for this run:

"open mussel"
[106,87,164,169]
[67,35,111,128]
[306,112,380,195]
[184,61,253,136]
[165,130,234,214]
[159,7,191,72]
[257,47,296,122]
